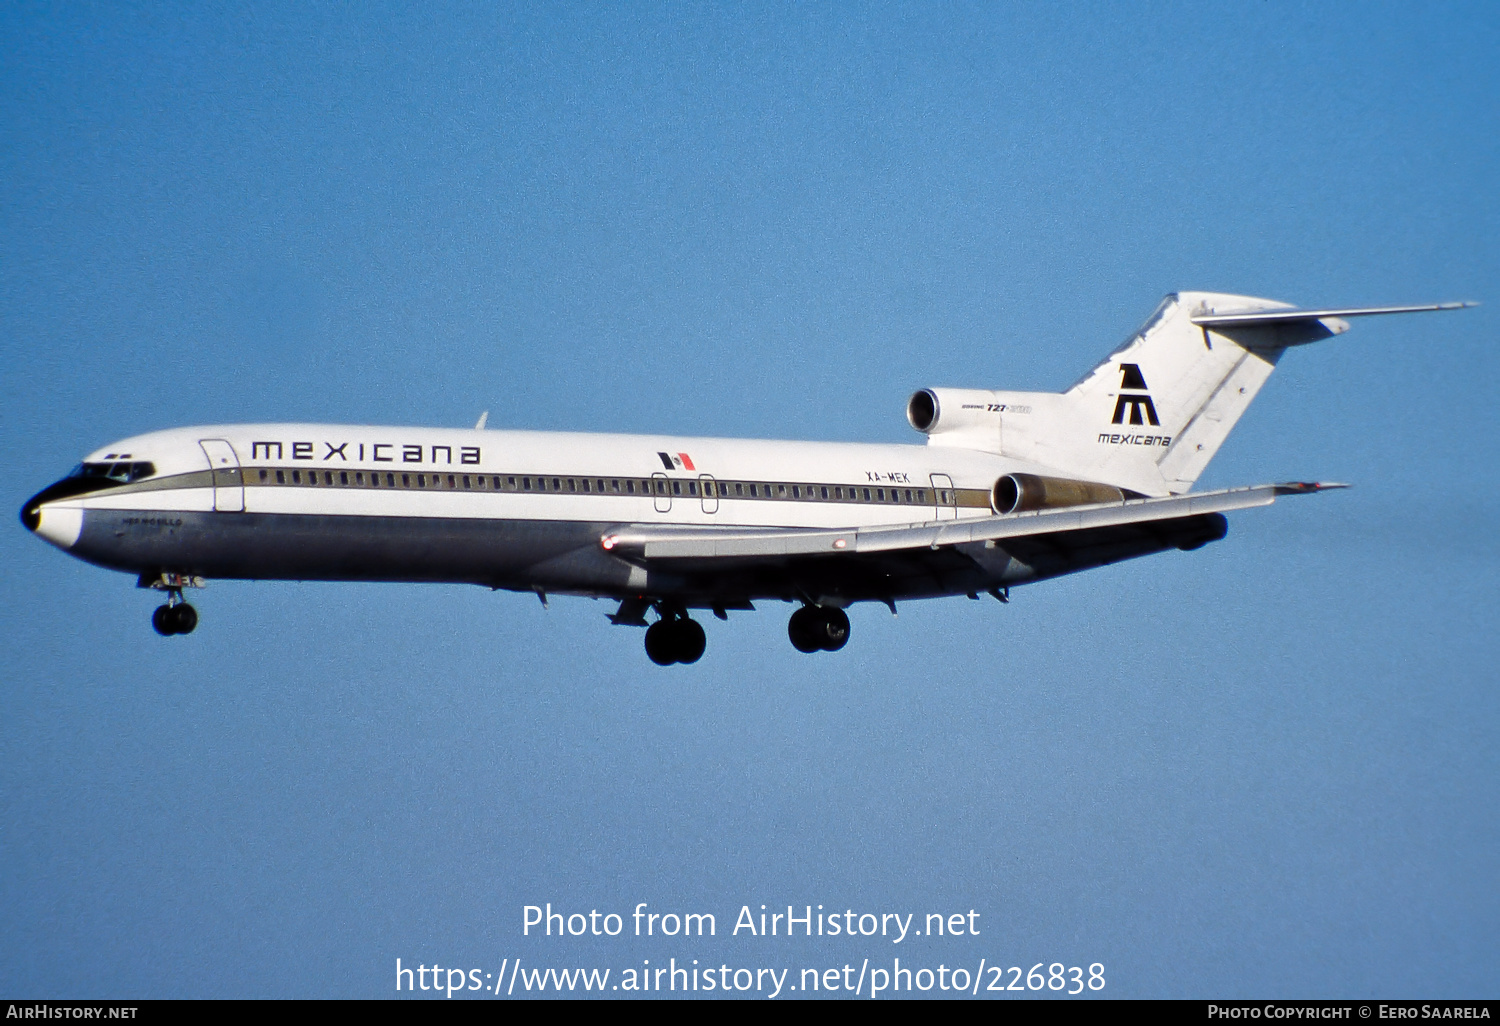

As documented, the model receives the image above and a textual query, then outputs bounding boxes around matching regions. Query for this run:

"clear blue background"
[2,1,1495,999]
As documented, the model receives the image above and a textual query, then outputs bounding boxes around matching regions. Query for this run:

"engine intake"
[992,473,1130,514]
[906,389,940,432]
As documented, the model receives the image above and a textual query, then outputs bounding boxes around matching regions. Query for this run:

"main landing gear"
[788,605,849,654]
[644,614,707,666]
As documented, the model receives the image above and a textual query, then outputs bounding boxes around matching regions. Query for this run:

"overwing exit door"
[930,473,957,521]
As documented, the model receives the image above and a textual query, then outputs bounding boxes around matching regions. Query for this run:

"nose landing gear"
[788,605,849,653]
[151,599,198,636]
[140,572,203,636]
[644,614,706,666]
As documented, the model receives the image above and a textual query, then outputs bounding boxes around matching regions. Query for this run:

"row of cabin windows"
[251,467,943,505]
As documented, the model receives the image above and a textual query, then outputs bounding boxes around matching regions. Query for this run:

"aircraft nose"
[21,491,45,532]
[20,483,85,549]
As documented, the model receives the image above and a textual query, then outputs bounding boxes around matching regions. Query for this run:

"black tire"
[171,603,198,635]
[788,607,822,653]
[644,620,678,665]
[152,605,174,636]
[818,606,850,651]
[675,618,706,664]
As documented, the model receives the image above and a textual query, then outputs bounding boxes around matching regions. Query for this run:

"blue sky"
[2,1,1496,998]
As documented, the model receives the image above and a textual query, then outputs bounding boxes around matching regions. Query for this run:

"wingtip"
[1273,481,1350,495]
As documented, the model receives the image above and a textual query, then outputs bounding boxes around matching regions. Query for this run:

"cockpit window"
[70,461,156,483]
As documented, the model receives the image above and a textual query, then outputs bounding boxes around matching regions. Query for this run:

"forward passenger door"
[199,439,244,512]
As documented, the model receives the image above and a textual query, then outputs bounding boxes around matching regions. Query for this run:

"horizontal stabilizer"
[1191,302,1476,328]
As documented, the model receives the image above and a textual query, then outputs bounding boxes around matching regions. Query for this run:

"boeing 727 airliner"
[22,292,1473,665]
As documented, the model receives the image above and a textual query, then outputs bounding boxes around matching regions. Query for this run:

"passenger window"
[402,474,411,487]
[777,485,787,497]
[820,486,828,499]
[597,480,605,492]
[688,481,698,496]
[276,470,285,483]
[626,480,635,494]
[569,479,577,491]
[876,488,884,501]
[672,481,681,496]
[292,470,302,484]
[337,472,345,485]
[611,479,620,492]
[386,474,395,487]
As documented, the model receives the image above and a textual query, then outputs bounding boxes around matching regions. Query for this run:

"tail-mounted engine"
[906,388,1003,451]
[991,473,1132,514]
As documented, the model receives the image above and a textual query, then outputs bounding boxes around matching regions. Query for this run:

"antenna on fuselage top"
[474,410,489,430]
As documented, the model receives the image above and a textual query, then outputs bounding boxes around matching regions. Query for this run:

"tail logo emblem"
[1111,363,1160,426]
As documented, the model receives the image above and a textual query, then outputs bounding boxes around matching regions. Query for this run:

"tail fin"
[945,292,1473,495]
[1062,291,1306,494]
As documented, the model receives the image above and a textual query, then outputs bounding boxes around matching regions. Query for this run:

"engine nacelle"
[907,388,1000,448]
[992,473,1130,514]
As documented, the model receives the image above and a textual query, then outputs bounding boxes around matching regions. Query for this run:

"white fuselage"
[29,423,1082,608]
[55,423,1040,532]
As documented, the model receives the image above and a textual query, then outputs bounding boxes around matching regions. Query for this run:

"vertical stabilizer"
[1053,291,1336,493]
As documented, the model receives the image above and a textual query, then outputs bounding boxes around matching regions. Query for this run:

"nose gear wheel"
[152,601,198,636]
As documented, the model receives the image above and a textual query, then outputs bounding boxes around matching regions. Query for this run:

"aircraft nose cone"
[20,483,85,549]
[21,494,43,532]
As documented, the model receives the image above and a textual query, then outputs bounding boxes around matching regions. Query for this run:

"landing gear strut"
[788,605,849,653]
[644,614,706,666]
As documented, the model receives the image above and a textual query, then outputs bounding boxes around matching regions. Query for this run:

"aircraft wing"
[601,482,1344,564]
